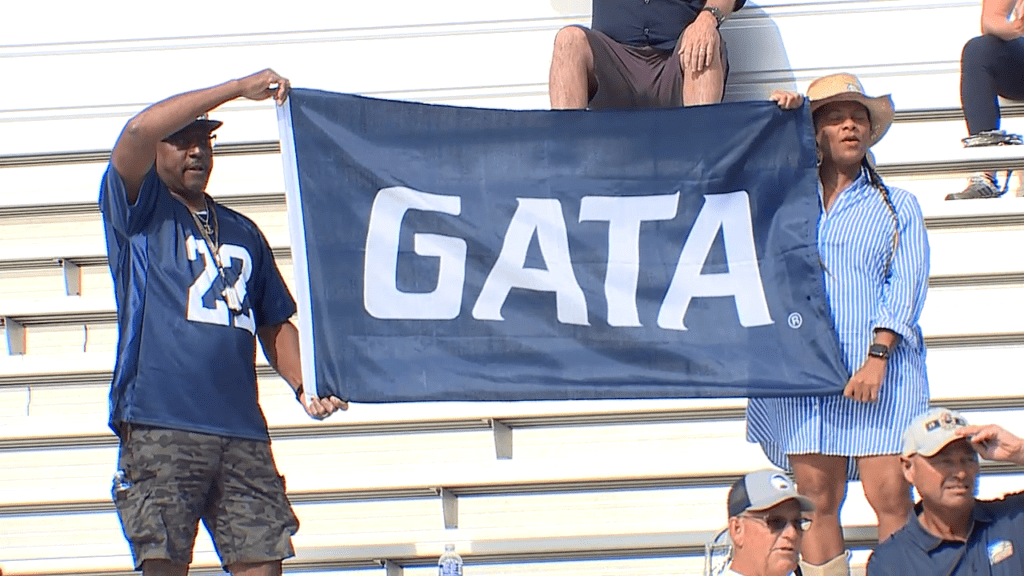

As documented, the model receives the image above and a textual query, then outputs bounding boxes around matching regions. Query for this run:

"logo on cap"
[770,474,790,491]
[925,412,968,432]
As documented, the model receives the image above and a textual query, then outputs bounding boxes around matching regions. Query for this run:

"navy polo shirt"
[867,492,1024,575]
[591,0,746,51]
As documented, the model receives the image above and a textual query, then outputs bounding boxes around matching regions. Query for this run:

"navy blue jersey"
[100,165,296,441]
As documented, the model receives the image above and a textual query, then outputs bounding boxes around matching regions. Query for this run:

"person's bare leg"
[228,560,282,576]
[681,42,725,105]
[857,454,913,542]
[789,454,848,565]
[549,26,594,109]
[141,560,189,576]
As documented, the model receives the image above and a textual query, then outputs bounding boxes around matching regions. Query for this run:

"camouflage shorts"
[113,425,298,570]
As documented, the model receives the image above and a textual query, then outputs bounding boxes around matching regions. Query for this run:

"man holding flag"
[100,69,345,575]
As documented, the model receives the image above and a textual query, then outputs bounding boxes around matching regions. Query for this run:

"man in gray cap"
[724,469,816,576]
[867,407,1024,575]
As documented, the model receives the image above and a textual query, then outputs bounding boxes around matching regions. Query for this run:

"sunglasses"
[742,514,812,533]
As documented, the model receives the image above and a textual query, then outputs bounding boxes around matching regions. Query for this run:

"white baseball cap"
[901,407,970,457]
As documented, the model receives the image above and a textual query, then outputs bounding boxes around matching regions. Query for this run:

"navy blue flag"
[278,89,848,402]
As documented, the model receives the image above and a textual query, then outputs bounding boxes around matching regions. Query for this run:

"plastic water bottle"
[438,543,463,576]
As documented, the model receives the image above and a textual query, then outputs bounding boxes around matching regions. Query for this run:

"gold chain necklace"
[190,197,243,314]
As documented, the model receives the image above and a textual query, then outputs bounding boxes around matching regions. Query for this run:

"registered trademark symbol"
[787,313,803,329]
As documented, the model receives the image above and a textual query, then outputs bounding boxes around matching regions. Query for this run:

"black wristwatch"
[701,6,725,28]
[868,343,891,360]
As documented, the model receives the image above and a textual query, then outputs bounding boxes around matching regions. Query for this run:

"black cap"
[164,114,223,141]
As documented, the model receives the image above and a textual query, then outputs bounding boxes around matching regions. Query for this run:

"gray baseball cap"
[728,469,814,518]
[901,407,970,457]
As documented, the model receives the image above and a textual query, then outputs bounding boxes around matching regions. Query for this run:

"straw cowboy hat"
[806,73,895,148]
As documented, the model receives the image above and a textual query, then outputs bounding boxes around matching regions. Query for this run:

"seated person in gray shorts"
[549,0,745,109]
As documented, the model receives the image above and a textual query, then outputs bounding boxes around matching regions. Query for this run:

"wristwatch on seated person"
[701,6,726,28]
[868,343,891,361]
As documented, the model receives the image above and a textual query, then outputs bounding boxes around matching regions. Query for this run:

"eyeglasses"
[742,514,812,533]
[163,133,216,151]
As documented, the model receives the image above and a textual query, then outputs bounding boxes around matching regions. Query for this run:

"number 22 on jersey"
[185,235,256,334]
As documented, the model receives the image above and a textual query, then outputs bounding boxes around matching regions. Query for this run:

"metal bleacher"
[2,0,1023,574]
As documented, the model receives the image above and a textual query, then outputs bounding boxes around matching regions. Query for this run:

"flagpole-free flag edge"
[277,97,320,403]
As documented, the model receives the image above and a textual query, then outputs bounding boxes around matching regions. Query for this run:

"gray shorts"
[580,26,730,109]
[113,425,298,570]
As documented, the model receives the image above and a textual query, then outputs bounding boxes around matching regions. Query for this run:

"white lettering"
[658,191,773,330]
[364,186,467,320]
[473,198,589,325]
[579,193,679,327]
[361,187,773,330]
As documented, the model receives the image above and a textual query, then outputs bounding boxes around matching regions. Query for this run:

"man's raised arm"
[957,424,1024,465]
[110,69,290,203]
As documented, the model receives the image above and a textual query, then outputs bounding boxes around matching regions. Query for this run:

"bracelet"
[293,384,304,401]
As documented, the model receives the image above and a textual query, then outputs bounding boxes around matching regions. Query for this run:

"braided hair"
[812,103,901,277]
[861,157,900,277]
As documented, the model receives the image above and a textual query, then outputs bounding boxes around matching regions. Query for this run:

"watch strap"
[701,6,725,27]
[868,343,891,360]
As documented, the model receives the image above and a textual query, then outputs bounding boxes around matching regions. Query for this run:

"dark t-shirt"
[868,493,1024,575]
[591,0,746,50]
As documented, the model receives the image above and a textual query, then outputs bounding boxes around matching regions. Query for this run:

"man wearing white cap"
[724,469,816,576]
[867,407,1024,574]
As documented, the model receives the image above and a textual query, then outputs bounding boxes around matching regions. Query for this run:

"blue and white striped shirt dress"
[746,168,931,480]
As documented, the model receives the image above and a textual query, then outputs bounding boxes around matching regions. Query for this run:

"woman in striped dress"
[756,74,930,576]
